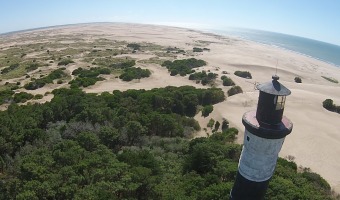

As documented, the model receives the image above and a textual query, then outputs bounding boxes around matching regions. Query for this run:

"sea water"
[210,28,340,67]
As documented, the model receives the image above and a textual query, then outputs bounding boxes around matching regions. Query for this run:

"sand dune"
[1,23,340,192]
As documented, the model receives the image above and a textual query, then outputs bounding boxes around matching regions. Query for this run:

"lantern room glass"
[275,96,286,110]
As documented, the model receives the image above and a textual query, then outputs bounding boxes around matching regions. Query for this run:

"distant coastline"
[208,28,340,67]
[2,22,340,68]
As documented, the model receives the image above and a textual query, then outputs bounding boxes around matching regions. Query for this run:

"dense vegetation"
[0,90,14,105]
[234,70,252,79]
[69,67,110,88]
[162,58,206,76]
[13,92,34,103]
[189,71,217,86]
[221,75,235,86]
[323,99,340,114]
[24,69,67,90]
[227,86,243,96]
[0,85,335,199]
[119,67,151,81]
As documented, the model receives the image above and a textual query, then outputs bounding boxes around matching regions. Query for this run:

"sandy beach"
[1,23,340,192]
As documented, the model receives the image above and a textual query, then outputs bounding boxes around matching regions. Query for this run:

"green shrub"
[24,69,67,90]
[69,77,104,88]
[119,67,151,82]
[221,75,235,86]
[127,43,141,50]
[109,60,136,69]
[222,118,229,131]
[294,77,302,83]
[0,89,14,105]
[162,58,206,76]
[234,71,252,79]
[214,121,220,132]
[57,59,74,66]
[193,47,203,52]
[207,118,215,129]
[323,99,335,111]
[25,63,40,72]
[1,63,19,74]
[227,86,243,96]
[33,94,43,99]
[13,92,34,103]
[202,105,214,117]
[170,69,178,76]
[189,71,217,86]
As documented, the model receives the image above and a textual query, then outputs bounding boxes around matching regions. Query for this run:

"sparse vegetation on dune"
[57,58,75,66]
[322,76,338,83]
[24,69,67,90]
[1,63,20,74]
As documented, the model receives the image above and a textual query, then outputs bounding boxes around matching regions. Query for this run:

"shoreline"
[2,22,340,69]
[203,28,340,68]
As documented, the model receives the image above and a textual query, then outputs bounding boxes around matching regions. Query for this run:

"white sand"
[1,23,340,192]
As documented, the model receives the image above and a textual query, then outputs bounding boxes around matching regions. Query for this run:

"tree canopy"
[0,86,335,200]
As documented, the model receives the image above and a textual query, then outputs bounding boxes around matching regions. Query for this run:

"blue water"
[210,28,340,67]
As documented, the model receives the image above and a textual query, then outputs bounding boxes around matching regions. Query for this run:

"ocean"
[210,28,340,67]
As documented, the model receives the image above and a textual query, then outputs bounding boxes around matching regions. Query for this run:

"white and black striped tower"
[230,75,293,200]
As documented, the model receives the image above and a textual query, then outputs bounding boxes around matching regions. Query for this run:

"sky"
[1,0,340,45]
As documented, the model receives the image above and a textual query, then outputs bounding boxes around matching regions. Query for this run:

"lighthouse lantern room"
[230,75,293,200]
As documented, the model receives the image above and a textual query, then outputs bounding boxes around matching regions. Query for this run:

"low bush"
[323,99,340,114]
[294,77,302,83]
[1,63,19,74]
[227,86,243,96]
[57,59,74,66]
[189,71,217,86]
[13,92,34,103]
[34,94,44,99]
[202,105,213,117]
[119,67,151,81]
[162,58,206,76]
[221,75,235,86]
[234,71,252,79]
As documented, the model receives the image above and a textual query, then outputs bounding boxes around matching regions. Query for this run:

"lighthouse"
[230,75,293,200]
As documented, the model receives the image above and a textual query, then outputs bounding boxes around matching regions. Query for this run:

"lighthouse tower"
[230,75,293,200]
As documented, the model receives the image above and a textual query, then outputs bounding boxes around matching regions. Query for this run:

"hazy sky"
[1,0,340,45]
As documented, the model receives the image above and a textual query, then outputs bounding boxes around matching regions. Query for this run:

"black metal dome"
[256,75,291,96]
